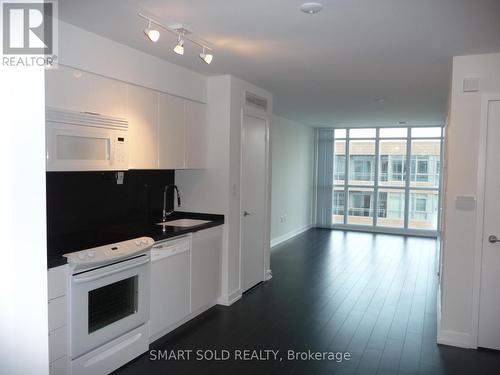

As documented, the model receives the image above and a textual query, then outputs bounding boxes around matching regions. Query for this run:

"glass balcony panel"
[334,140,346,185]
[333,188,345,224]
[378,140,407,188]
[408,190,439,230]
[347,188,374,225]
[377,189,405,228]
[410,140,441,188]
[349,140,375,186]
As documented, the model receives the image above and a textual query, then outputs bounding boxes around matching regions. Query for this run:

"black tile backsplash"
[46,170,174,252]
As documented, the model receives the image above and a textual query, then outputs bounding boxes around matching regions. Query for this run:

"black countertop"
[47,211,224,269]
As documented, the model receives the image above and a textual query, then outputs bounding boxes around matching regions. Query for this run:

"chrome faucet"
[162,184,181,222]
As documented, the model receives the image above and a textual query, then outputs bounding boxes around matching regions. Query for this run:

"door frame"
[239,106,271,292]
[471,94,500,348]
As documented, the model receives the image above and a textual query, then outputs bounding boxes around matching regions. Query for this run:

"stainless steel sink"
[156,219,210,227]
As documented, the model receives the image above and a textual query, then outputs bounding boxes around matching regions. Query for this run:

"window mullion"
[344,130,350,224]
[437,127,444,232]
[373,128,380,227]
[404,129,412,229]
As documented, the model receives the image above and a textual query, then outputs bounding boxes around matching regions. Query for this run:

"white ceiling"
[58,0,500,127]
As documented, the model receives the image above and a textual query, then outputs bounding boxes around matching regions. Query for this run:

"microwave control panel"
[114,135,128,167]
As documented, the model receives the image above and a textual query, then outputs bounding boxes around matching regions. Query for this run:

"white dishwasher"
[150,235,191,341]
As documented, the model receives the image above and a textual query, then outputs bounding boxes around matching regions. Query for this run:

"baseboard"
[436,284,473,349]
[149,301,217,343]
[437,329,472,349]
[216,288,242,306]
[271,224,312,247]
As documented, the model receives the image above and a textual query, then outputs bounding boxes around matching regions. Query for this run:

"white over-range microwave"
[46,108,129,171]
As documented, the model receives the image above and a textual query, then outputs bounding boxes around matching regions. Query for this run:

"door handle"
[243,211,251,217]
[488,235,500,243]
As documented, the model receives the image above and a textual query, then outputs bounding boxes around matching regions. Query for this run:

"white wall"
[57,21,207,103]
[270,115,314,246]
[439,52,500,348]
[0,63,48,372]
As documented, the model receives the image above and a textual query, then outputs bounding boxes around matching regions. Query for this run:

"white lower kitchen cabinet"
[49,356,68,375]
[47,265,69,375]
[191,226,222,313]
[149,227,222,342]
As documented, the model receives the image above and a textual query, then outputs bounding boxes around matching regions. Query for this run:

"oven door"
[70,254,150,359]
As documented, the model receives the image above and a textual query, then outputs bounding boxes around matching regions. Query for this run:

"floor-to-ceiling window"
[332,127,443,235]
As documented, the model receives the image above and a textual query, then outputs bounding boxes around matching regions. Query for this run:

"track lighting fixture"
[143,20,160,42]
[199,47,213,64]
[173,34,184,55]
[138,13,214,64]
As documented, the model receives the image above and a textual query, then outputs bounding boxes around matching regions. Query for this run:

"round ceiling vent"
[300,2,323,14]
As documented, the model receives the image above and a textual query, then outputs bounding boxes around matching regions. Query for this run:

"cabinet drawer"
[48,266,67,300]
[49,326,67,363]
[48,296,67,331]
[49,356,68,375]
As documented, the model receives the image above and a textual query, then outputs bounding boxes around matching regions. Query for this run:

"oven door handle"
[73,258,149,284]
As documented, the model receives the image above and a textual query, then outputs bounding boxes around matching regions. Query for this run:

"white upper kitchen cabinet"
[45,65,127,119]
[158,92,185,169]
[89,74,127,118]
[184,100,207,169]
[46,66,94,113]
[127,85,158,169]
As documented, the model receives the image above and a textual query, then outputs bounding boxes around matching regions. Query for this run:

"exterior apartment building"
[331,127,442,233]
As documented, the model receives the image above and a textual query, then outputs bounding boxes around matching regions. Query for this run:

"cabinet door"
[158,93,185,169]
[47,265,67,300]
[191,226,222,312]
[45,66,94,112]
[45,66,127,118]
[184,100,207,169]
[88,74,127,118]
[127,85,158,169]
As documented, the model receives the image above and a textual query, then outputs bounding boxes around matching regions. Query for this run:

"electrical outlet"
[116,172,124,185]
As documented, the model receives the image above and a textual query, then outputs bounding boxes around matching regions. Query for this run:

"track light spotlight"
[143,20,160,42]
[173,34,184,55]
[199,47,213,64]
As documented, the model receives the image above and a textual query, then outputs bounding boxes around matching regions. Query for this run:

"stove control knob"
[134,240,141,246]
[77,252,86,260]
[140,239,148,245]
[87,250,95,258]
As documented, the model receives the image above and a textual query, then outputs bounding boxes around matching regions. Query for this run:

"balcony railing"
[348,207,373,217]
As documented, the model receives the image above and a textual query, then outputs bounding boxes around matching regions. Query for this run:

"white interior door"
[479,99,500,350]
[241,113,267,292]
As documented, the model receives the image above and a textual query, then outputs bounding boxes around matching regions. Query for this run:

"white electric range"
[64,236,154,375]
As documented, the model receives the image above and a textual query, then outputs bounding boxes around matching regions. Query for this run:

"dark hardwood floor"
[114,229,500,375]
